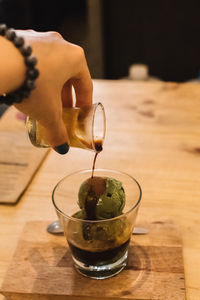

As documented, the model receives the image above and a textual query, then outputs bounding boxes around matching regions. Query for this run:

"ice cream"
[78,176,125,220]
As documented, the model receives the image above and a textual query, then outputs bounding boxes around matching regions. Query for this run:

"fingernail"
[54,143,69,155]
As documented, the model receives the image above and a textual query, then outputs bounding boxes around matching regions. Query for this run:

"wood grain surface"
[0,220,185,300]
[0,80,200,300]
[0,107,50,204]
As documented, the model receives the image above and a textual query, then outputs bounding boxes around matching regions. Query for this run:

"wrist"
[0,25,39,106]
[0,36,26,94]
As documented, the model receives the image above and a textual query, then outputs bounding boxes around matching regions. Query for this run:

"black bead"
[25,56,37,67]
[5,94,15,105]
[0,95,6,103]
[27,68,39,79]
[5,29,16,41]
[25,79,36,90]
[18,89,31,98]
[13,96,22,103]
[0,24,7,35]
[14,36,24,47]
[20,45,32,56]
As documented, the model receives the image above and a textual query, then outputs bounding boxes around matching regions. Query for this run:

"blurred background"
[1,0,200,82]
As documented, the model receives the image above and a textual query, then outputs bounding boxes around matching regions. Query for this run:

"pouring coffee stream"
[91,140,103,178]
[47,140,103,234]
[80,140,103,221]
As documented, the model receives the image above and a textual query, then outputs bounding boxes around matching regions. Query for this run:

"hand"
[14,30,93,154]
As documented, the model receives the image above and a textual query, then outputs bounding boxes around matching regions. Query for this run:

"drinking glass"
[52,169,142,279]
[26,102,106,151]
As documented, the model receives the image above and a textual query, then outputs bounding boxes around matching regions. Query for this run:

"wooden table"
[0,80,200,300]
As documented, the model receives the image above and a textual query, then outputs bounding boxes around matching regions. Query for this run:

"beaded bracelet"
[0,24,39,106]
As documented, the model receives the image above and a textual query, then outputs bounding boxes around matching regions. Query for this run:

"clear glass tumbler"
[26,102,106,151]
[52,169,142,279]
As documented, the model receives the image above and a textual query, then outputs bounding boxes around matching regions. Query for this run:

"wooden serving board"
[0,107,50,204]
[0,221,185,300]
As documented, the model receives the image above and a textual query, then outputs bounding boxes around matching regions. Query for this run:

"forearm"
[0,36,26,94]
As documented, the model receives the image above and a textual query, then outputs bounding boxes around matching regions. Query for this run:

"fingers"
[61,81,73,107]
[62,63,93,108]
[42,116,70,154]
[70,49,93,108]
[36,94,70,154]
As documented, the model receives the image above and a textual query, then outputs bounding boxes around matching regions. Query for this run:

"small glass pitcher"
[26,102,106,151]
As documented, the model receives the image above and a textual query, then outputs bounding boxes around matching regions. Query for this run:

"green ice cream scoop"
[78,176,125,220]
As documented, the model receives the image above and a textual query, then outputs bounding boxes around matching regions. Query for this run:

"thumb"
[42,117,70,155]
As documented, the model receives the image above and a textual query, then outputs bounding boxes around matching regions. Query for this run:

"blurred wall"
[1,0,200,81]
[102,0,200,81]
